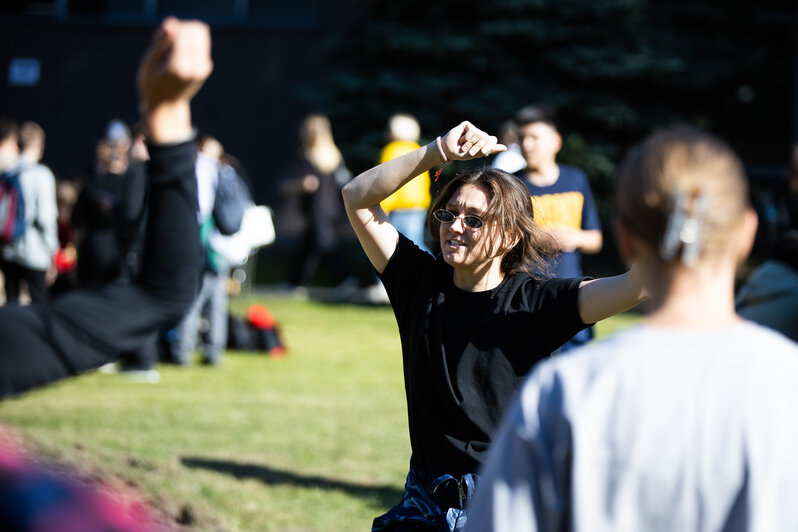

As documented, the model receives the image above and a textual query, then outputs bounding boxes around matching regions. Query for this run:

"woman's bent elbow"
[341,181,356,208]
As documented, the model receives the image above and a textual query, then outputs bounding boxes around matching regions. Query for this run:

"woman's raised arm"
[342,121,504,273]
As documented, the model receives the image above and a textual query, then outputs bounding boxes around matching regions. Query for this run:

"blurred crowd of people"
[2,14,798,532]
[276,106,798,345]
[0,113,275,382]
[3,102,797,380]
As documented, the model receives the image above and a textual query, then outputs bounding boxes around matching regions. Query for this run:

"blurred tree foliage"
[310,0,789,169]
[305,0,791,264]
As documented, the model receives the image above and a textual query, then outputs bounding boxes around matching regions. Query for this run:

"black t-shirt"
[379,234,587,479]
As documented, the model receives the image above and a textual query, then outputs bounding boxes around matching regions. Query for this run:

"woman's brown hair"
[428,168,558,277]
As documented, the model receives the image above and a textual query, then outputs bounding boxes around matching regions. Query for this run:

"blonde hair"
[300,114,343,175]
[616,127,749,263]
[388,113,421,142]
[19,121,45,151]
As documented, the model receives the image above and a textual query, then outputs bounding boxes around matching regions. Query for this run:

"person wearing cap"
[71,118,143,287]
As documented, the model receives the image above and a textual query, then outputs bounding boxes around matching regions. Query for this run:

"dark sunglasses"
[432,209,485,229]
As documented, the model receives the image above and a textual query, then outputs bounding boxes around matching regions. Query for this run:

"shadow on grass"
[181,457,403,508]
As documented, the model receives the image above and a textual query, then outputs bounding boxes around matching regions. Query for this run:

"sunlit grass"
[0,295,640,531]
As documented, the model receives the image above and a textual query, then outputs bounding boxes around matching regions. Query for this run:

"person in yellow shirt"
[379,113,432,254]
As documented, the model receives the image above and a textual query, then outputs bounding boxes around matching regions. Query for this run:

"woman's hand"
[440,121,506,161]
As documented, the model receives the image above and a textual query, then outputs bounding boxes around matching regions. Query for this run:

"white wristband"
[436,136,448,163]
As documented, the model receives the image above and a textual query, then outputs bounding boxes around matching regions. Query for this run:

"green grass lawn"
[0,296,640,532]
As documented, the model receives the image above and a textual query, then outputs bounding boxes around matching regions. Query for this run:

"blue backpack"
[212,163,249,236]
[0,168,25,245]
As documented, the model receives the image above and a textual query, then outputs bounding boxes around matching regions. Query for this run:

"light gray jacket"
[2,156,59,271]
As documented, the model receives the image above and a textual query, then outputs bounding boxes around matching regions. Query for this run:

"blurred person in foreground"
[0,121,58,304]
[0,16,213,531]
[0,427,175,531]
[468,127,798,532]
[343,120,645,531]
[0,16,212,397]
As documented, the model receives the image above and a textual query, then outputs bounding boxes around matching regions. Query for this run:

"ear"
[613,217,637,266]
[735,207,759,261]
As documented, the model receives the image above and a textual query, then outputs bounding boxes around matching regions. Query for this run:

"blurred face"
[201,138,223,160]
[519,122,561,170]
[0,134,19,172]
[439,184,501,269]
[302,115,330,145]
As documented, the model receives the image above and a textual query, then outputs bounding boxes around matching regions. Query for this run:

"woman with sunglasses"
[342,121,645,531]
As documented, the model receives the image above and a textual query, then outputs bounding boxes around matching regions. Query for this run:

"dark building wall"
[0,16,327,206]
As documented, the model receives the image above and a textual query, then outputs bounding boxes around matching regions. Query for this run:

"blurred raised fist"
[137,17,213,110]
